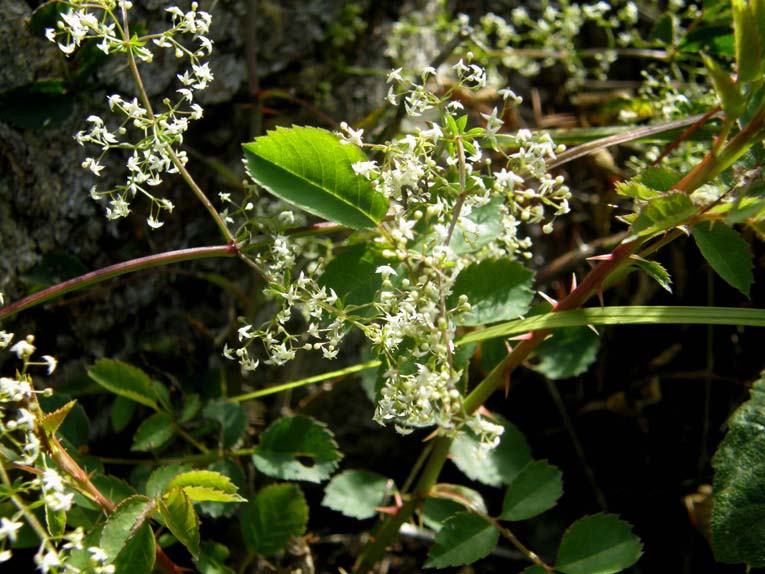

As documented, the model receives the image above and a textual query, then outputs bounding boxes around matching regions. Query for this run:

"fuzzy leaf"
[532,326,600,380]
[630,192,696,237]
[243,126,388,229]
[449,259,534,326]
[160,488,200,558]
[692,221,753,298]
[711,374,765,566]
[556,513,642,574]
[501,460,563,521]
[424,511,499,568]
[88,359,161,410]
[131,412,175,452]
[241,484,308,556]
[322,470,390,519]
[450,418,533,487]
[252,415,342,483]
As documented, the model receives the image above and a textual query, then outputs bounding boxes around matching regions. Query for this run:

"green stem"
[0,245,236,321]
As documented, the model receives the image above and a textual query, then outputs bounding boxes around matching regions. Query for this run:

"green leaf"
[160,488,200,558]
[203,399,246,449]
[532,326,600,380]
[131,412,175,452]
[449,259,535,326]
[648,13,674,44]
[429,483,487,514]
[167,470,240,496]
[614,181,661,201]
[145,465,192,498]
[422,498,467,531]
[318,243,385,308]
[180,487,245,503]
[242,126,388,230]
[458,306,765,346]
[45,504,66,538]
[556,513,642,574]
[241,484,309,556]
[252,415,342,483]
[194,541,235,574]
[112,521,155,574]
[88,359,160,411]
[322,470,390,519]
[692,221,753,298]
[40,399,77,436]
[501,460,563,521]
[198,460,247,519]
[711,373,765,565]
[630,192,696,237]
[634,167,683,192]
[424,511,499,568]
[631,257,672,293]
[100,495,156,566]
[702,54,744,120]
[450,418,533,487]
[732,0,762,83]
[449,195,505,254]
[111,395,136,433]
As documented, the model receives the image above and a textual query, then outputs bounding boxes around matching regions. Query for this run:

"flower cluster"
[46,1,214,228]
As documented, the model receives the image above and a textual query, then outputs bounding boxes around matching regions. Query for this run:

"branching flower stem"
[354,107,765,573]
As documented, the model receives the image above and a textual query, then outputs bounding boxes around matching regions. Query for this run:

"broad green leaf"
[90,474,136,506]
[449,195,505,254]
[702,54,744,120]
[40,399,77,436]
[429,483,487,514]
[252,415,342,483]
[692,221,753,297]
[422,498,466,531]
[449,259,534,326]
[241,484,308,556]
[318,243,385,308]
[556,513,642,574]
[450,418,533,487]
[614,181,661,201]
[100,495,155,564]
[424,511,499,568]
[146,464,193,498]
[179,393,202,424]
[631,258,672,293]
[242,126,388,230]
[112,521,155,574]
[160,488,200,558]
[532,326,600,380]
[630,192,696,237]
[131,412,175,452]
[181,487,245,503]
[711,374,765,566]
[167,470,240,495]
[501,460,563,521]
[732,0,761,83]
[198,460,247,519]
[322,470,390,519]
[634,167,682,192]
[111,395,135,433]
[88,359,159,411]
[203,399,246,449]
[457,306,765,346]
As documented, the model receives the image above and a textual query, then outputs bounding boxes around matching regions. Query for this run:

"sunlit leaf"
[556,513,642,574]
[424,511,498,568]
[501,460,563,521]
[322,470,390,519]
[692,221,753,297]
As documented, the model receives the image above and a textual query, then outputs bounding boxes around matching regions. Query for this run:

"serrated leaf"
[501,460,563,521]
[322,470,390,519]
[111,395,135,433]
[556,513,642,574]
[40,399,77,436]
[131,412,175,452]
[100,495,155,564]
[198,460,247,519]
[241,484,308,556]
[112,521,155,574]
[424,511,499,568]
[181,486,245,503]
[167,470,239,495]
[429,483,487,515]
[450,418,533,487]
[692,221,753,297]
[252,415,342,483]
[449,259,535,326]
[422,498,466,531]
[732,0,762,83]
[711,374,765,565]
[449,195,505,254]
[634,167,683,192]
[318,243,385,308]
[631,258,673,293]
[630,192,696,237]
[143,465,191,499]
[160,488,200,558]
[532,326,600,380]
[242,126,388,230]
[203,399,246,449]
[615,181,661,201]
[88,359,160,411]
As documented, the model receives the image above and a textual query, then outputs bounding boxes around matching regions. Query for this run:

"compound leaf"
[243,126,388,230]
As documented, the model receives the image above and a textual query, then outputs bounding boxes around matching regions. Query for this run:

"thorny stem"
[354,106,765,573]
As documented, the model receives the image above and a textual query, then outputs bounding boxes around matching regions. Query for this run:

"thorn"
[504,370,511,397]
[375,505,401,516]
[586,254,613,261]
[587,324,600,336]
[509,332,534,341]
[538,290,558,307]
[570,272,578,293]
[393,490,403,509]
[596,288,604,308]
[422,428,440,443]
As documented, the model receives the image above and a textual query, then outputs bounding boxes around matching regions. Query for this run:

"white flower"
[147,216,164,229]
[0,550,11,563]
[387,67,403,83]
[0,331,13,348]
[338,122,364,147]
[35,549,61,574]
[352,160,377,179]
[0,518,22,543]
[10,336,35,360]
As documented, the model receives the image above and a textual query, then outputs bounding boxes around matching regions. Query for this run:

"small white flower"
[147,216,164,229]
[10,336,35,360]
[0,518,23,543]
[0,549,11,563]
[35,549,61,574]
[387,67,403,83]
[352,160,378,179]
[338,121,364,147]
[0,331,12,348]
